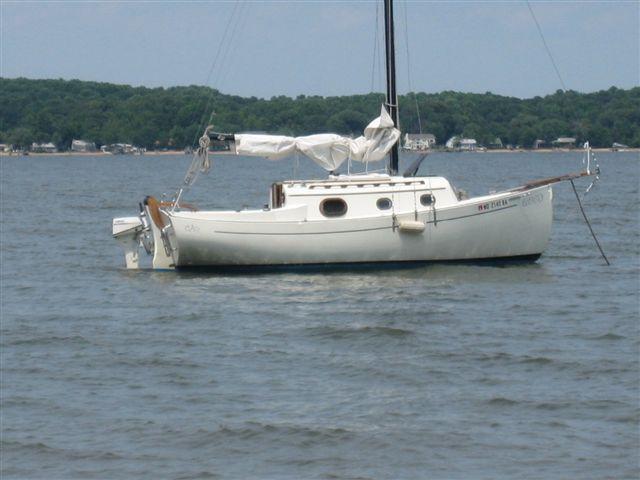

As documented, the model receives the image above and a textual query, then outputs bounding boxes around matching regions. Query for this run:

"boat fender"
[398,220,425,233]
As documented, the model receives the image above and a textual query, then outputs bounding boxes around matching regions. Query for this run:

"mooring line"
[570,179,610,266]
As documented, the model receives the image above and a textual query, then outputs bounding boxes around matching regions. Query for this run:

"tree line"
[1,77,638,150]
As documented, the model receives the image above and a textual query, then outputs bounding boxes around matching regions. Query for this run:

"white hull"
[162,185,553,268]
[113,171,563,270]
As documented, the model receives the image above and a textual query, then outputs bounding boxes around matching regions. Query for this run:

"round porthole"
[320,198,348,217]
[376,198,392,210]
[420,193,435,206]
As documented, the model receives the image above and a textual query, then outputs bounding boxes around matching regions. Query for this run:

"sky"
[1,0,638,99]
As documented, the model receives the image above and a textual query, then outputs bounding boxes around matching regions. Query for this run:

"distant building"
[552,137,576,148]
[31,142,58,153]
[445,136,477,151]
[101,144,124,154]
[459,138,477,151]
[445,136,459,150]
[0,143,12,153]
[71,139,97,152]
[101,143,144,155]
[533,139,547,149]
[210,139,231,151]
[403,133,436,150]
[488,137,503,149]
[611,142,629,151]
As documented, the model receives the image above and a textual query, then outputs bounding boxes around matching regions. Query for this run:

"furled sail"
[223,106,400,171]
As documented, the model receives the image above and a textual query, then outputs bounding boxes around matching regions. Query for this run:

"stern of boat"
[112,197,177,270]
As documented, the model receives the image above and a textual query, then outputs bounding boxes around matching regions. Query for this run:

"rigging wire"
[214,1,249,93]
[370,2,379,92]
[378,9,385,93]
[376,5,385,93]
[190,1,243,149]
[370,2,385,93]
[526,0,567,92]
[402,1,422,134]
[526,1,609,265]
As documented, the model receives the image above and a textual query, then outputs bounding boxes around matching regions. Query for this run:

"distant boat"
[113,0,596,270]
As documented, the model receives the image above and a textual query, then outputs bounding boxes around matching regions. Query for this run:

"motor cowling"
[112,216,145,269]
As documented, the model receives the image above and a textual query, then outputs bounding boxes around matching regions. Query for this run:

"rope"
[197,130,211,172]
[570,179,610,266]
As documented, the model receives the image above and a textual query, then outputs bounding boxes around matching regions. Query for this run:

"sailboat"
[112,0,596,270]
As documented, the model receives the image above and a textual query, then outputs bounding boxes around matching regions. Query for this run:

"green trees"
[0,78,638,150]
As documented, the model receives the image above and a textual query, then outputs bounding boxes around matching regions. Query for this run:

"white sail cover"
[234,106,401,170]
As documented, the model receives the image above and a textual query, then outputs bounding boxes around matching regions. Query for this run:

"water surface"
[1,151,638,479]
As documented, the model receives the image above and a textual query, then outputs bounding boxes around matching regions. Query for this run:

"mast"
[383,0,399,175]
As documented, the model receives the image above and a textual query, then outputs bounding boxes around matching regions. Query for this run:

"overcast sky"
[2,1,638,99]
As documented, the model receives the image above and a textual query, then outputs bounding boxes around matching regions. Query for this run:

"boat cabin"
[268,174,459,220]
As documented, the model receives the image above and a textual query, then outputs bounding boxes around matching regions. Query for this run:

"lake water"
[1,151,638,479]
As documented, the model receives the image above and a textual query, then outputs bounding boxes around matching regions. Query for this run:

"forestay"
[234,106,400,170]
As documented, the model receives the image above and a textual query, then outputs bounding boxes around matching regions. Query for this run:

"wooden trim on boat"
[511,170,592,192]
[144,196,166,229]
[286,186,446,198]
[159,201,198,211]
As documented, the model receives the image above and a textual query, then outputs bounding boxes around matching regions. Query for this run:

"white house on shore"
[403,133,436,150]
[101,143,145,155]
[445,136,477,151]
[71,139,97,152]
[533,139,547,149]
[552,137,576,148]
[31,142,57,153]
[459,138,477,151]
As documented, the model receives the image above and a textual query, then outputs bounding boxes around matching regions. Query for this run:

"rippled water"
[1,151,638,479]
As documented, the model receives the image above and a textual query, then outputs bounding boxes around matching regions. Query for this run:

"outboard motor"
[112,216,145,269]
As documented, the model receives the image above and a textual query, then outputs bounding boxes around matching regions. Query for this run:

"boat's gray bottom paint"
[175,253,542,273]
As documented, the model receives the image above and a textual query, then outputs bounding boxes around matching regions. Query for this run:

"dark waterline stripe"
[176,253,542,273]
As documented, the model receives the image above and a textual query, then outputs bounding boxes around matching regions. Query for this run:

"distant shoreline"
[2,148,638,157]
[0,150,190,157]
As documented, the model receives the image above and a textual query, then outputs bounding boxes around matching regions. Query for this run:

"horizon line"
[1,76,635,101]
